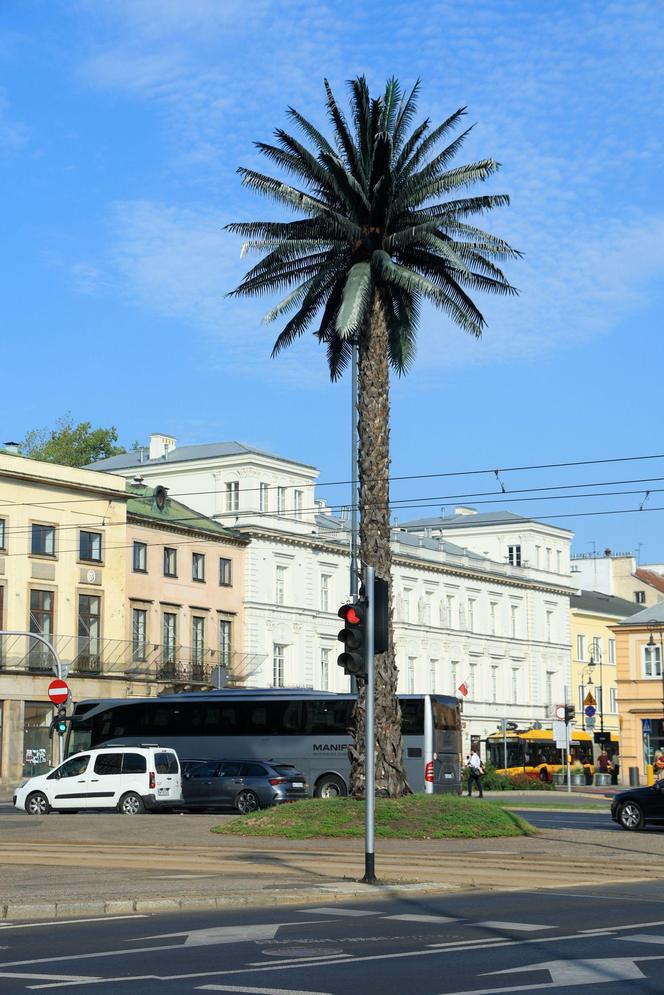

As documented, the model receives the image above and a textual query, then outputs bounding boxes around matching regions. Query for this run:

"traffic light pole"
[362,565,376,885]
[0,630,66,764]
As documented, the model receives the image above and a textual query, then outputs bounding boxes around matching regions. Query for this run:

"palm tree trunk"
[348,291,410,799]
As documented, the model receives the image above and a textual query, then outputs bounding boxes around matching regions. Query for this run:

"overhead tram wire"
[3,474,664,538]
[1,450,664,510]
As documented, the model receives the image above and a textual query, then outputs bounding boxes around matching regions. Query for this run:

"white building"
[92,435,575,752]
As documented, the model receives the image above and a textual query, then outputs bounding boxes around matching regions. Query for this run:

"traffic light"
[564,704,575,725]
[337,599,367,677]
[49,706,68,739]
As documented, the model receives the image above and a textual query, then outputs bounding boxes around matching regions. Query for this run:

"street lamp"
[588,642,604,734]
[580,659,596,732]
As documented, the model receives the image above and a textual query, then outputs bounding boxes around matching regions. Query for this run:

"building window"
[192,552,205,582]
[293,490,303,519]
[491,666,498,704]
[275,564,286,605]
[163,547,177,577]
[644,643,662,678]
[29,589,54,668]
[511,604,519,638]
[132,608,147,662]
[192,617,205,671]
[608,638,616,665]
[402,589,411,623]
[507,545,521,567]
[556,550,562,573]
[576,634,585,661]
[163,613,177,665]
[225,480,239,512]
[610,687,618,712]
[451,661,458,696]
[219,619,232,667]
[0,518,5,550]
[133,541,147,573]
[259,482,269,513]
[320,648,330,690]
[578,685,585,712]
[511,668,519,704]
[469,662,477,700]
[468,599,476,633]
[31,524,55,557]
[273,643,285,687]
[546,548,552,571]
[446,595,454,628]
[407,657,416,694]
[635,591,646,604]
[320,574,331,612]
[490,602,497,636]
[277,487,286,514]
[535,545,541,568]
[546,610,553,643]
[429,659,437,692]
[77,594,101,669]
[79,531,102,563]
[546,671,554,708]
[592,636,601,660]
[219,557,232,586]
[458,602,466,630]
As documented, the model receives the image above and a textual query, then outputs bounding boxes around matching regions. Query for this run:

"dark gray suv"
[182,759,308,813]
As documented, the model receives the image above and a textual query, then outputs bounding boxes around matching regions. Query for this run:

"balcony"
[0,633,264,687]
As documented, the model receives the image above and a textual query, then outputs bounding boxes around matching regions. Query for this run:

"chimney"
[2,441,21,455]
[149,433,176,461]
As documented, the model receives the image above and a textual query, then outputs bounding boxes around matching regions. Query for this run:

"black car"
[611,781,664,830]
[182,759,308,814]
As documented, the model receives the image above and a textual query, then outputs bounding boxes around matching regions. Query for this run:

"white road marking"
[618,933,664,946]
[133,921,331,947]
[196,986,332,993]
[477,921,554,932]
[0,973,100,982]
[386,914,458,924]
[486,955,649,985]
[0,915,147,931]
[299,907,380,917]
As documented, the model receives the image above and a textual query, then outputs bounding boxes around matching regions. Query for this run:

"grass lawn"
[213,795,534,840]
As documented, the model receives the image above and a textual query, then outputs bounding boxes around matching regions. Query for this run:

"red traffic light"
[338,603,362,624]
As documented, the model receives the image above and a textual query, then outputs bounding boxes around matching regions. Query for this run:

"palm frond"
[285,105,336,157]
[398,107,467,177]
[335,262,373,340]
[324,78,362,178]
[392,79,421,152]
[381,76,401,134]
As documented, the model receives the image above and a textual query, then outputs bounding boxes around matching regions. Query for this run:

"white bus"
[66,688,462,796]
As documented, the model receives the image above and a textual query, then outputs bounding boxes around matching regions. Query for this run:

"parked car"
[611,781,664,830]
[13,746,182,815]
[180,758,209,776]
[182,759,308,813]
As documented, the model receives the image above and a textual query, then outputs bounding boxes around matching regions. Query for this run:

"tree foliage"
[22,414,127,467]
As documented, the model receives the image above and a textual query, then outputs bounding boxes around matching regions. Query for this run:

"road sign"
[586,715,596,729]
[47,678,69,705]
[553,719,568,749]
[553,704,566,721]
[584,704,596,718]
[584,691,597,707]
[643,719,653,734]
[594,731,612,746]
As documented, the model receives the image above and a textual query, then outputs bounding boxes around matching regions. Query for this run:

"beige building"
[614,600,664,782]
[0,452,251,790]
[571,551,664,609]
[570,590,641,743]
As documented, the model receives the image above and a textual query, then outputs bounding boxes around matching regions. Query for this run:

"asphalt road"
[511,808,620,832]
[3,880,664,993]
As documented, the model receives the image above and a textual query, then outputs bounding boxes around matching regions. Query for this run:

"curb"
[0,881,456,922]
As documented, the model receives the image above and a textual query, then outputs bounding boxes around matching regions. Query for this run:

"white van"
[13,746,182,815]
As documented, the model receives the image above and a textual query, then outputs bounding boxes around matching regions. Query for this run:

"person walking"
[654,750,664,782]
[467,747,484,798]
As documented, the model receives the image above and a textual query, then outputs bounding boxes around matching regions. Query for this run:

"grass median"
[213,795,535,840]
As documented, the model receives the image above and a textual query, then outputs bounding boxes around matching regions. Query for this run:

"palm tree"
[227,76,519,798]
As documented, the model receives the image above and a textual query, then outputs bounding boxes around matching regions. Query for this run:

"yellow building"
[0,453,251,790]
[613,601,664,783]
[570,590,642,748]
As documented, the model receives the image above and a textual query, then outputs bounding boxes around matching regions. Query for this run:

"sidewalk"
[1,805,661,922]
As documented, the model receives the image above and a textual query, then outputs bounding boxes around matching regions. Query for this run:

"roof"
[618,600,664,627]
[127,484,245,541]
[399,510,572,534]
[88,441,317,473]
[635,568,664,595]
[570,590,643,618]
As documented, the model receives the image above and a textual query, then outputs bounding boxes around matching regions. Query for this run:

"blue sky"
[2,0,664,561]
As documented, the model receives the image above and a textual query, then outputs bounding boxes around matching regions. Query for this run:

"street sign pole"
[0,630,66,763]
[361,564,376,885]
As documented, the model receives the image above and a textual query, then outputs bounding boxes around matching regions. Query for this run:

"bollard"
[629,766,640,787]
[647,764,654,786]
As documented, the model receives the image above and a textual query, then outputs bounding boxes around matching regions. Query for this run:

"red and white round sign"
[48,679,69,705]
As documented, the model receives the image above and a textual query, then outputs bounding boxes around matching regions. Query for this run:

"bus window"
[432,701,458,731]
[400,699,424,736]
[304,699,352,735]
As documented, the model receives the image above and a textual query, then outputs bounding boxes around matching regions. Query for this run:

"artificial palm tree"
[227,76,519,798]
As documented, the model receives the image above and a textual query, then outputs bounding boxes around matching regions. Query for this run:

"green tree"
[22,414,127,467]
[227,77,519,797]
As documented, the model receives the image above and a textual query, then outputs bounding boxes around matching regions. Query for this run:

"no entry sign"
[48,678,69,705]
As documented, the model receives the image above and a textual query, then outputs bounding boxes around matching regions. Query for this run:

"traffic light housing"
[49,706,68,739]
[564,704,575,725]
[337,599,367,677]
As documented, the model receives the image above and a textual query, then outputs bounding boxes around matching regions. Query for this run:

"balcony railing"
[0,633,264,687]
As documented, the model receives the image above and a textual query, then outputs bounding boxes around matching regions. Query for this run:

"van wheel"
[118,792,145,815]
[314,774,347,799]
[235,790,260,815]
[25,791,50,815]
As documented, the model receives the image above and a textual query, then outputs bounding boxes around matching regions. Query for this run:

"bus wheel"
[314,775,347,799]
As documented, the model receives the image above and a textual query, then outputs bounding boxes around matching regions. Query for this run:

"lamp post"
[589,643,604,734]
[580,659,596,732]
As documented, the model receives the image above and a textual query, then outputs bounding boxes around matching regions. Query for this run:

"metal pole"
[0,630,65,764]
[423,693,433,795]
[362,565,376,885]
[564,685,571,793]
[502,718,507,773]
